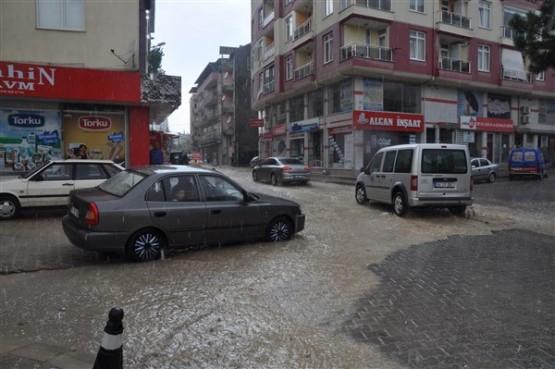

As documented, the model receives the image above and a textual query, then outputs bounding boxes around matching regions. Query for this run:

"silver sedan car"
[62,165,306,262]
[252,157,311,185]
[471,158,499,183]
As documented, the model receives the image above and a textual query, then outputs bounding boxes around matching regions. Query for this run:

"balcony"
[262,43,275,62]
[437,10,471,29]
[263,80,275,94]
[294,62,313,80]
[439,57,471,73]
[294,19,312,41]
[262,10,275,28]
[340,43,393,62]
[501,68,531,83]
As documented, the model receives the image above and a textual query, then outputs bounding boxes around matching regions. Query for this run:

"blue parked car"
[508,147,549,180]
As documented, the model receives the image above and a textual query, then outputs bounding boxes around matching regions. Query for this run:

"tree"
[509,0,555,74]
[148,44,165,75]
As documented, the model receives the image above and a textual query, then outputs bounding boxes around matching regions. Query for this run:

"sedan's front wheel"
[127,228,165,262]
[266,217,293,242]
[0,196,20,221]
[252,170,258,182]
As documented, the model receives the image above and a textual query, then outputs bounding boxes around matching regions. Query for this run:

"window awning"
[501,49,528,81]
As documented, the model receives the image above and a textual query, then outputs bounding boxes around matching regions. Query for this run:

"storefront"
[0,61,155,174]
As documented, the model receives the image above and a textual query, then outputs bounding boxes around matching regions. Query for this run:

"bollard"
[93,307,124,369]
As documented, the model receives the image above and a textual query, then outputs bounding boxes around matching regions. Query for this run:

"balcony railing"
[294,62,313,80]
[263,80,275,94]
[501,68,531,83]
[439,57,471,73]
[262,43,275,61]
[294,18,312,40]
[437,10,471,29]
[262,10,275,28]
[501,25,526,40]
[355,0,391,11]
[340,43,393,62]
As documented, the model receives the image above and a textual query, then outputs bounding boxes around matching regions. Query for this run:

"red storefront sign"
[460,116,514,132]
[0,62,141,103]
[271,123,287,136]
[249,118,264,128]
[353,111,424,132]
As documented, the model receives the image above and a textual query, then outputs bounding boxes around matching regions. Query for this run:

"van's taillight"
[410,175,418,191]
[85,202,99,225]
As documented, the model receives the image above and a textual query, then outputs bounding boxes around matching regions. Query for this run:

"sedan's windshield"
[99,170,146,196]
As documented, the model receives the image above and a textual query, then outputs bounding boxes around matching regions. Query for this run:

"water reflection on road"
[0,167,553,368]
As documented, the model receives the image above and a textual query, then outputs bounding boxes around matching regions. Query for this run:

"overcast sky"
[154,0,252,134]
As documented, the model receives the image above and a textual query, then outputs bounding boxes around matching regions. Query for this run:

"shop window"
[328,79,353,114]
[289,95,304,122]
[383,82,420,113]
[308,89,324,118]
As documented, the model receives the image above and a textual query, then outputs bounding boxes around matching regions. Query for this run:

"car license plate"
[70,206,79,218]
[434,182,455,188]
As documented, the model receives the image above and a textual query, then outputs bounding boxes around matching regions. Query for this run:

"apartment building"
[190,45,259,166]
[0,0,180,173]
[251,0,555,174]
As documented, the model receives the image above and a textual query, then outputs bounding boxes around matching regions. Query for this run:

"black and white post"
[93,307,124,369]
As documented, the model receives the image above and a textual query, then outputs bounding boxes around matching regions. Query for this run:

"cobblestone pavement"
[341,229,555,369]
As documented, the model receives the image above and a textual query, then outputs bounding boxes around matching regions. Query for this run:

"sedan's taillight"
[85,202,99,225]
[305,166,311,172]
[282,166,292,171]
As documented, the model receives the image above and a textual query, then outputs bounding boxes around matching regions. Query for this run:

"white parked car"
[0,159,123,220]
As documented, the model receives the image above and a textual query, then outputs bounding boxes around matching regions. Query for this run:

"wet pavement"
[1,167,554,368]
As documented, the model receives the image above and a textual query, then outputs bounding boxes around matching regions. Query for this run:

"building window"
[289,95,305,122]
[478,44,490,72]
[536,71,545,81]
[409,30,425,61]
[285,56,293,81]
[308,89,324,118]
[383,82,421,113]
[479,1,491,29]
[410,0,424,13]
[328,79,353,114]
[324,33,333,64]
[325,0,333,17]
[37,0,85,30]
[286,16,293,42]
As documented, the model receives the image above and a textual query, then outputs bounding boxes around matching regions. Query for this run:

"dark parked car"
[62,165,306,261]
[471,158,499,183]
[249,156,260,168]
[252,157,311,185]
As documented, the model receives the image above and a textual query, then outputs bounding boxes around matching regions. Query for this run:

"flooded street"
[1,167,554,368]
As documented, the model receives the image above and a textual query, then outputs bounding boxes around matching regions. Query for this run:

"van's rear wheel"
[393,191,407,217]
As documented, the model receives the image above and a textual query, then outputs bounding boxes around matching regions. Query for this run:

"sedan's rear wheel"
[266,217,293,242]
[127,228,165,262]
[0,196,20,221]
[271,173,279,186]
[252,170,258,182]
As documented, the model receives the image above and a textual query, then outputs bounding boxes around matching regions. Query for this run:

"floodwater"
[1,167,553,368]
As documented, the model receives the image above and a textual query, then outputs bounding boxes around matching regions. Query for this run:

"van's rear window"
[421,149,468,174]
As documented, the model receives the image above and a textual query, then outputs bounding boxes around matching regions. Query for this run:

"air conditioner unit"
[521,115,530,124]
[521,106,530,114]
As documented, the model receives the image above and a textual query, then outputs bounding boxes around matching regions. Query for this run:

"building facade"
[190,45,259,166]
[251,0,555,174]
[0,0,180,174]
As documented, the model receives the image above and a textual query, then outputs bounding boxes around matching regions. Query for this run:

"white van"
[355,144,473,216]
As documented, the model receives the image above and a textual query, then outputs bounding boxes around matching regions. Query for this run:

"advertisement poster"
[0,108,62,173]
[487,93,511,119]
[363,78,384,111]
[457,90,484,117]
[62,113,125,162]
